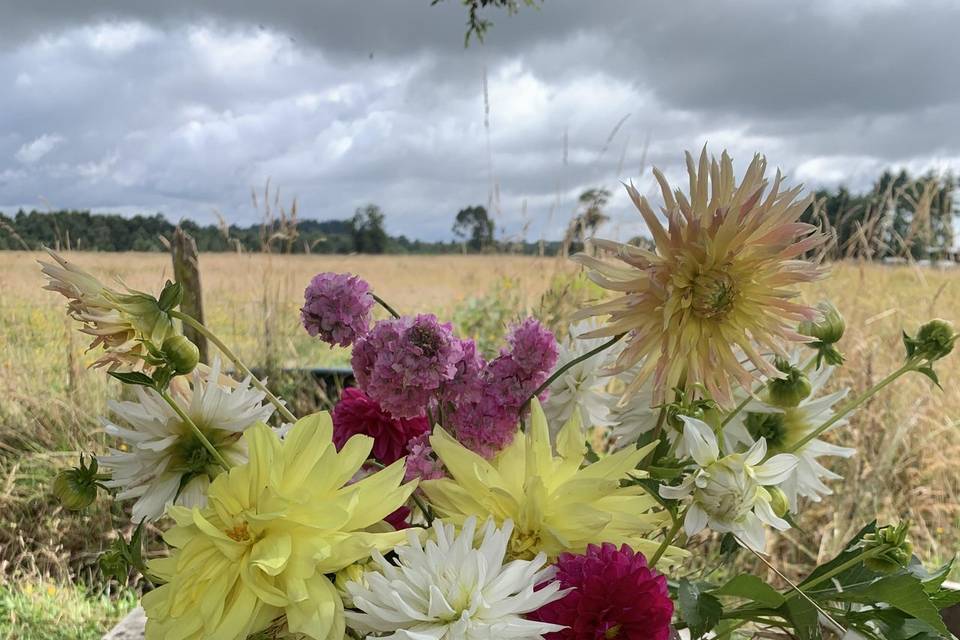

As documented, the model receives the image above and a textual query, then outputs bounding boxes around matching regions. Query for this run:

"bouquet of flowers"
[44,148,958,640]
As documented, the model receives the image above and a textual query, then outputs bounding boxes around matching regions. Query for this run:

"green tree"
[564,187,611,254]
[350,204,389,254]
[452,205,495,252]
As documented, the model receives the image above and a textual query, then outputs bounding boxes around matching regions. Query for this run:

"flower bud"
[52,467,97,511]
[904,319,957,362]
[162,335,200,375]
[766,359,812,408]
[859,523,914,574]
[799,301,845,345]
[766,486,790,518]
[334,561,370,608]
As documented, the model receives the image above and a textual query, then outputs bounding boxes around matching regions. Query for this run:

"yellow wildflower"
[142,413,417,640]
[421,399,679,562]
[573,148,825,407]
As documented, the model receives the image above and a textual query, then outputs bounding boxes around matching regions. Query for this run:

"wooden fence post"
[171,226,209,364]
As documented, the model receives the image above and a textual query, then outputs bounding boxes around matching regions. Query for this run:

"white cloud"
[15,134,64,164]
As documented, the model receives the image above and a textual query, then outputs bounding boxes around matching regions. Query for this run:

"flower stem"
[785,360,917,454]
[371,293,401,319]
[158,389,231,471]
[649,506,685,568]
[522,333,626,412]
[171,310,298,424]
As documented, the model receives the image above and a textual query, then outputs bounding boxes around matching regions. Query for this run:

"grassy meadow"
[1,250,959,635]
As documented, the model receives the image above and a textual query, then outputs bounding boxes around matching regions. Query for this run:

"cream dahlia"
[573,148,825,407]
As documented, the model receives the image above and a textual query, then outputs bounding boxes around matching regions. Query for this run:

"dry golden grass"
[0,251,957,583]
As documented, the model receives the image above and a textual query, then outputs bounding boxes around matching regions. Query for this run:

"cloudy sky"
[0,1,956,241]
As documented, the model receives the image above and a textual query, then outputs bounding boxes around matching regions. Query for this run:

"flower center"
[691,268,737,320]
[225,521,251,542]
[508,529,543,560]
[745,410,807,453]
[408,325,442,357]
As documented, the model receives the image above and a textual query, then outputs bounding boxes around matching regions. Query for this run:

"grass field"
[1,251,959,635]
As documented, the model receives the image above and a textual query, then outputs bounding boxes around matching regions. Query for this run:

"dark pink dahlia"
[332,387,429,464]
[531,543,674,640]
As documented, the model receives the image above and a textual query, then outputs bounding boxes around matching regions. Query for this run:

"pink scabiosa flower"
[300,272,374,347]
[573,148,825,408]
[531,543,674,640]
[332,387,429,465]
[351,314,466,418]
[449,318,559,457]
[403,432,445,482]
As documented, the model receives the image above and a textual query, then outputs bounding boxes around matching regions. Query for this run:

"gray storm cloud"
[0,0,955,241]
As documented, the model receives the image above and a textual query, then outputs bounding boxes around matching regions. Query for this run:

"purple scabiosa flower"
[448,318,559,457]
[300,272,374,347]
[351,314,466,419]
[403,432,444,482]
[530,543,674,640]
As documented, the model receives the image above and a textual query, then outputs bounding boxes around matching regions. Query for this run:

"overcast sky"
[0,1,956,241]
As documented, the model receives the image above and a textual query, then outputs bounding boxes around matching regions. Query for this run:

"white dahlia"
[661,417,798,551]
[727,363,855,511]
[544,320,617,436]
[98,357,274,522]
[345,516,567,639]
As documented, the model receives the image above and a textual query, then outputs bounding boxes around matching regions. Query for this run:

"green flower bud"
[859,523,914,574]
[162,335,200,375]
[904,319,957,362]
[766,486,790,518]
[52,455,100,511]
[800,301,845,345]
[53,469,97,510]
[99,547,129,582]
[766,358,812,408]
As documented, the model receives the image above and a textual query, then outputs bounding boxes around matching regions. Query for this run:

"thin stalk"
[786,361,916,454]
[372,293,401,319]
[649,506,685,568]
[158,389,231,471]
[522,333,626,411]
[171,310,298,424]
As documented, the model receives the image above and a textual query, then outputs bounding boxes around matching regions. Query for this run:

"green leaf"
[712,574,785,608]
[800,521,878,588]
[930,586,960,610]
[914,365,942,389]
[679,578,723,639]
[108,371,155,388]
[157,280,183,311]
[778,596,822,640]
[834,574,947,636]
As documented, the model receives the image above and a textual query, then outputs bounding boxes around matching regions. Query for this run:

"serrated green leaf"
[679,578,723,639]
[914,365,942,389]
[108,371,155,388]
[712,574,785,607]
[833,574,947,635]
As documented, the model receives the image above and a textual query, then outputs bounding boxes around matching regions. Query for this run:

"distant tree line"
[0,205,561,255]
[2,168,954,258]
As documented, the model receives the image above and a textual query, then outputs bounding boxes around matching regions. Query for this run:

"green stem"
[649,506,685,568]
[522,333,626,412]
[371,293,401,319]
[785,361,917,454]
[158,389,231,471]
[171,310,298,425]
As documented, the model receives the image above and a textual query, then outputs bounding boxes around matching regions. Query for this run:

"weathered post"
[170,226,208,364]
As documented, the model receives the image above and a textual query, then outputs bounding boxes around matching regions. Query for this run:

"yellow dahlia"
[420,399,680,562]
[573,148,824,407]
[142,414,416,640]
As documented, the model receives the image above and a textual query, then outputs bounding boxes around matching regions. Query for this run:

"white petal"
[744,437,768,466]
[755,454,799,485]
[684,504,708,536]
[682,416,719,466]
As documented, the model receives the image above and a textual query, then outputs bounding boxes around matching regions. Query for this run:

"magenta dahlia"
[351,314,467,418]
[300,272,374,347]
[332,387,429,464]
[531,543,674,640]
